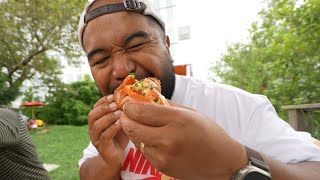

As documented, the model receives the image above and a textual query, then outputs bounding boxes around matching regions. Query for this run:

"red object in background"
[174,65,187,75]
[174,64,193,76]
[20,101,46,107]
[20,101,46,119]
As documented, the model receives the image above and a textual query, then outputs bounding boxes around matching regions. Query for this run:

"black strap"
[245,146,270,172]
[84,0,147,23]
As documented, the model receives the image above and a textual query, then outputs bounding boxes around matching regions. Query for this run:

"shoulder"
[0,108,22,146]
[0,108,20,121]
[173,75,268,106]
[0,108,21,127]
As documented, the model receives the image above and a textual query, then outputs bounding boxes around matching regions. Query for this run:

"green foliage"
[212,0,320,137]
[23,75,100,126]
[0,0,87,105]
[61,99,92,126]
[22,87,42,103]
[313,111,320,138]
[0,73,20,105]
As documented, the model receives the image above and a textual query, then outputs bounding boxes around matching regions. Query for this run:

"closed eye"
[93,56,110,66]
[128,43,144,50]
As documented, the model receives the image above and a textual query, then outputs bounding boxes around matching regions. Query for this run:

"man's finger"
[90,110,122,144]
[98,120,122,150]
[120,112,163,146]
[168,100,195,111]
[88,101,118,130]
[94,94,114,108]
[131,141,167,174]
[123,102,185,127]
[115,129,130,149]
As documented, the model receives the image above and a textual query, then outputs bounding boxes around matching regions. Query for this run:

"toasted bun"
[114,75,169,109]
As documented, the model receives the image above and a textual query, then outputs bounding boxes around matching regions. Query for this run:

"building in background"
[151,0,193,76]
[151,0,263,80]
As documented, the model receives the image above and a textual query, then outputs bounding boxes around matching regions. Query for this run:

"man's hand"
[81,94,129,180]
[120,102,247,180]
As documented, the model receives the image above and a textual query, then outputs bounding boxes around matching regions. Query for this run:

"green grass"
[30,125,90,180]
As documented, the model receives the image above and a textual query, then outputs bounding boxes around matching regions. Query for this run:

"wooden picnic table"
[282,103,320,132]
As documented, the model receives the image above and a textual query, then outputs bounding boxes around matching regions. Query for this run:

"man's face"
[82,3,175,99]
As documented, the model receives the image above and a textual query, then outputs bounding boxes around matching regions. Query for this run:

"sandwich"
[114,73,169,110]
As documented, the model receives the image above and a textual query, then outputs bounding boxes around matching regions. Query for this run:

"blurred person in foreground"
[0,108,50,179]
[77,0,320,179]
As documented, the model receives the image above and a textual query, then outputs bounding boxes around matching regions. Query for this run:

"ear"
[165,35,174,63]
[165,35,170,48]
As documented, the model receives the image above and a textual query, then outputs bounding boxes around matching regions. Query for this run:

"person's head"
[78,0,175,99]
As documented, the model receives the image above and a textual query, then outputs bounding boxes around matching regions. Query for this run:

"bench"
[282,103,320,132]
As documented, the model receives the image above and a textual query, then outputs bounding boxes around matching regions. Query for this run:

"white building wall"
[150,0,263,81]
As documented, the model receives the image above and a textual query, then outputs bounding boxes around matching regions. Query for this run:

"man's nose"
[112,54,135,80]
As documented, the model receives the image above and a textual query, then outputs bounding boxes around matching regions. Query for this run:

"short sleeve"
[78,141,99,168]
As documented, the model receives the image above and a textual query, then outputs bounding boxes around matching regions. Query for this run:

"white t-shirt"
[79,75,320,179]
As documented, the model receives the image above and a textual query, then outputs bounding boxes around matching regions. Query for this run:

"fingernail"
[114,110,121,115]
[123,103,131,111]
[115,119,120,125]
[107,94,113,100]
[109,102,116,108]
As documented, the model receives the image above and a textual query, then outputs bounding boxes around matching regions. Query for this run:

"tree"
[213,0,320,108]
[26,75,101,126]
[0,72,20,105]
[212,0,320,137]
[0,0,87,105]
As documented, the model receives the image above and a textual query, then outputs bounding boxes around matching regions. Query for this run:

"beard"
[136,58,175,100]
[158,59,175,100]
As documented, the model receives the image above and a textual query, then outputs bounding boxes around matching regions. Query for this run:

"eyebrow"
[86,31,150,60]
[87,48,107,61]
[124,31,150,46]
